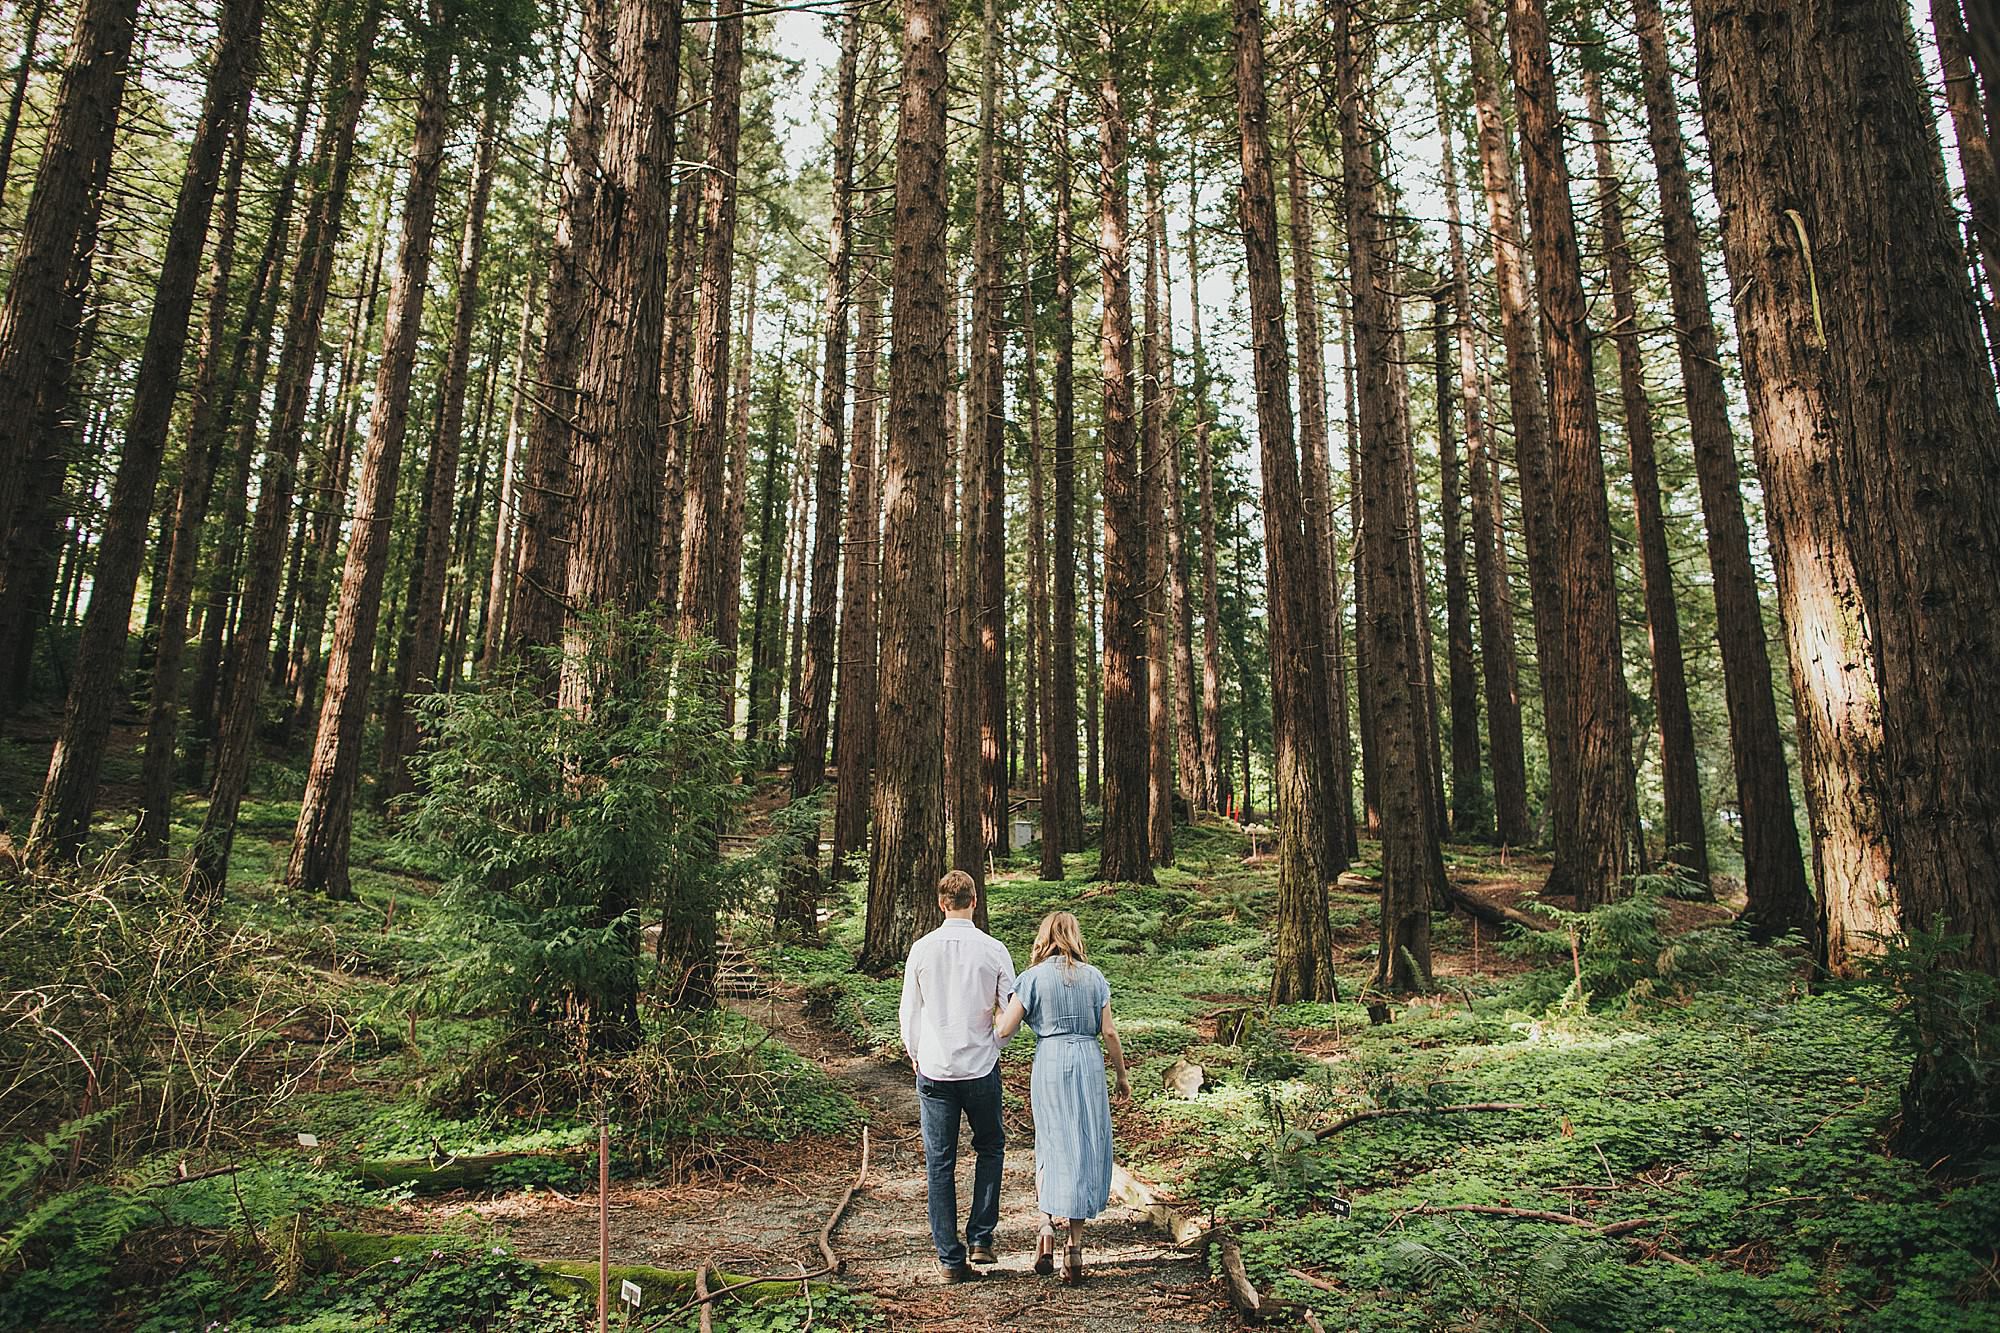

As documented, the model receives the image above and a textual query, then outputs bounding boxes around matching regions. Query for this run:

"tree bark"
[1508,0,1636,905]
[1151,159,1201,851]
[1627,0,1812,935]
[0,0,136,549]
[1096,12,1154,887]
[1186,165,1226,817]
[675,0,745,658]
[1234,0,1336,998]
[379,87,504,807]
[1433,293,1487,843]
[185,0,384,909]
[861,0,952,971]
[971,0,1008,860]
[1933,0,2000,305]
[1049,92,1084,849]
[1579,65,1706,884]
[30,0,261,859]
[656,27,711,620]
[286,33,453,898]
[558,0,684,1035]
[831,235,883,885]
[1283,86,1355,864]
[1688,0,1893,968]
[1790,0,2000,1150]
[1337,0,1435,992]
[1435,79,1529,847]
[1140,115,1173,866]
[1464,0,1567,853]
[718,264,762,721]
[508,0,615,666]
[782,12,861,933]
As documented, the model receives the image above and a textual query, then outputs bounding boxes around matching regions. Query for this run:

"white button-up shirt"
[899,918,1017,1081]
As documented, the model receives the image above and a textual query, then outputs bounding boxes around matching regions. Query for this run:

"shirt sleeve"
[1096,968,1110,1014]
[898,948,921,1063]
[995,944,1018,1008]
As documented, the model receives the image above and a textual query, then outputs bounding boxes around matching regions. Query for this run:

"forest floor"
[1,742,1997,1332]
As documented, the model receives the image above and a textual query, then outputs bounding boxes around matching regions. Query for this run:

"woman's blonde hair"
[1031,911,1089,971]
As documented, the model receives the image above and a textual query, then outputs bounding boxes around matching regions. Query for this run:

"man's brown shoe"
[968,1243,997,1265]
[939,1263,983,1284]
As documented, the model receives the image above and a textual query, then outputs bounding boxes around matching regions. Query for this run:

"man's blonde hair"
[937,869,977,911]
[1030,911,1088,971]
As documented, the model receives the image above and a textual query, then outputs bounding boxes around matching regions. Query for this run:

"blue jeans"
[915,1066,1005,1266]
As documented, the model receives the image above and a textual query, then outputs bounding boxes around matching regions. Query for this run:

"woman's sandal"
[1061,1243,1084,1284]
[1034,1225,1056,1276]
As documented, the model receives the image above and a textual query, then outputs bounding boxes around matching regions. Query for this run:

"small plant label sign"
[619,1279,641,1308]
[1328,1196,1352,1220]
[296,1133,319,1148]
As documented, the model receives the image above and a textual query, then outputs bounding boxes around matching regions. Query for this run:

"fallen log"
[351,1149,585,1193]
[1216,1234,1263,1322]
[1315,1103,1533,1140]
[1443,880,1556,933]
[298,1230,802,1304]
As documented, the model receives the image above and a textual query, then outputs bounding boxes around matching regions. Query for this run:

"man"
[898,869,1016,1283]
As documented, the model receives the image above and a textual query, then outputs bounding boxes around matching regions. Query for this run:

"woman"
[996,911,1130,1282]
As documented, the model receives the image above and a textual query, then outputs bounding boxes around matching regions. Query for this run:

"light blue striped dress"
[1018,959,1114,1220]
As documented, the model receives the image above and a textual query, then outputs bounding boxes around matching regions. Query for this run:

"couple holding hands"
[897,870,1132,1284]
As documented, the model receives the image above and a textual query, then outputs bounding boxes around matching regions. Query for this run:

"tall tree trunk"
[185,0,384,909]
[1085,478,1101,811]
[861,0,951,971]
[286,34,452,898]
[1187,165,1227,817]
[1026,196,1064,882]
[657,31,711,619]
[1234,0,1335,998]
[971,0,1008,861]
[1507,0,1636,905]
[1435,78,1529,847]
[782,13,861,931]
[1434,292,1487,842]
[1150,155,1201,847]
[830,239,883,884]
[1140,115,1173,866]
[133,96,259,852]
[1789,0,2000,1150]
[1049,92,1084,849]
[1337,0,1435,991]
[675,0,745,665]
[379,86,504,806]
[0,0,50,209]
[1283,88,1355,864]
[1464,0,1567,853]
[480,281,538,671]
[0,0,137,549]
[718,266,762,722]
[1581,65,1705,883]
[1096,12,1154,887]
[29,0,263,859]
[509,0,615,665]
[1344,298,1380,838]
[557,0,684,1037]
[288,188,390,739]
[1632,0,1813,937]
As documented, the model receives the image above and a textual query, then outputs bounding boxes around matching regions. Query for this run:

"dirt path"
[409,987,1234,1331]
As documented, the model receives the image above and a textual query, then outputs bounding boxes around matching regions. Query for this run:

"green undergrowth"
[0,783,871,1332]
[749,831,1998,1333]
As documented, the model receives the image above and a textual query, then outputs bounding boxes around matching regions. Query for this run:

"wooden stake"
[597,1110,609,1333]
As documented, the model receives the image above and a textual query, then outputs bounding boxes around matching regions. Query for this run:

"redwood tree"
[288,27,454,899]
[1233,0,1336,999]
[1096,11,1154,887]
[862,0,952,970]
[1508,0,1635,904]
[29,0,262,858]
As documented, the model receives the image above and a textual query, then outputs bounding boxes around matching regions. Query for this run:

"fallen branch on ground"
[1443,880,1557,933]
[1315,1103,1532,1139]
[662,1125,870,1320]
